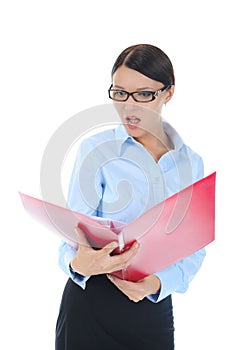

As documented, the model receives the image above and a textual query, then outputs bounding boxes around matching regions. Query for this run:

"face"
[112,65,174,139]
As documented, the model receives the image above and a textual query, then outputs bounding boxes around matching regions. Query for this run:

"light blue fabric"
[58,121,205,303]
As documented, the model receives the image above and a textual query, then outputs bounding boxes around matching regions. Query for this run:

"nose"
[126,94,138,103]
[123,96,138,112]
[122,102,137,116]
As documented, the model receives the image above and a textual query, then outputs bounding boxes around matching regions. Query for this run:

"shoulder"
[82,127,116,145]
[181,144,204,181]
[78,127,117,154]
[163,120,204,181]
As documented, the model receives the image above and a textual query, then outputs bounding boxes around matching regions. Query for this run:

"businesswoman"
[55,44,206,350]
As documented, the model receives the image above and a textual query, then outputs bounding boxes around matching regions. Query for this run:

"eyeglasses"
[108,84,170,103]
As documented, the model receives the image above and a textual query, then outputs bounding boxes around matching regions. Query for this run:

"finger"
[123,241,140,256]
[107,274,133,288]
[108,275,144,302]
[101,241,119,254]
[107,275,129,297]
[113,241,140,267]
[75,224,92,248]
[107,275,138,301]
[107,274,125,288]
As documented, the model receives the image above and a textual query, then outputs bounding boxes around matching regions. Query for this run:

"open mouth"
[125,116,141,129]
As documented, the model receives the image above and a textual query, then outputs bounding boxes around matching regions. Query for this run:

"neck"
[135,130,173,161]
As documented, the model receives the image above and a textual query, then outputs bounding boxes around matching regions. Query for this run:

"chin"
[124,124,145,138]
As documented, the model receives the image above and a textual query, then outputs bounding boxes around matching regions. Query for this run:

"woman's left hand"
[107,274,161,302]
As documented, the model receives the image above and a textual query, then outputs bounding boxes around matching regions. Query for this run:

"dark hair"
[111,44,175,86]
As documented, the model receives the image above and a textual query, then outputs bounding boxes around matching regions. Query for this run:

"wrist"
[70,259,85,277]
[69,262,85,279]
[155,276,161,294]
[150,274,161,294]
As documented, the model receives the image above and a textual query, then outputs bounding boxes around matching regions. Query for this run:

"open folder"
[19,172,216,281]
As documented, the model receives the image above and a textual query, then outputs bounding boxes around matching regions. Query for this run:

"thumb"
[75,224,92,249]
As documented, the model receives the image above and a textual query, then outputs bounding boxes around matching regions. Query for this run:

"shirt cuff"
[146,290,161,303]
[68,263,90,290]
[147,264,183,303]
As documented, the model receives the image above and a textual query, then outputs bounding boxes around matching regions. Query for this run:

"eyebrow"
[112,85,155,91]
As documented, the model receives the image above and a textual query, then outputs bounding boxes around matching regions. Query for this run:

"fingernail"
[107,274,113,281]
[112,242,118,248]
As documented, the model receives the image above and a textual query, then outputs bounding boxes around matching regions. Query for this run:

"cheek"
[148,100,164,113]
[113,101,163,122]
[113,103,127,124]
[140,108,162,130]
[113,102,141,119]
[113,102,124,118]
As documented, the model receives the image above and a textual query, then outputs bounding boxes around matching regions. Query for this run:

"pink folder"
[19,172,216,281]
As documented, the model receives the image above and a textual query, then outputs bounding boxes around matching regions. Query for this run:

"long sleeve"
[58,138,103,288]
[147,150,206,303]
[57,124,207,298]
[147,248,206,303]
[58,241,90,289]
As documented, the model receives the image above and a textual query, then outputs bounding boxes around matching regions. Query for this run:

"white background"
[1,1,232,349]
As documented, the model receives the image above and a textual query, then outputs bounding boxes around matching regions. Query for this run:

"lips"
[125,116,141,126]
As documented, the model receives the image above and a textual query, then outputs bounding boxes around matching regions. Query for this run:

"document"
[19,172,216,281]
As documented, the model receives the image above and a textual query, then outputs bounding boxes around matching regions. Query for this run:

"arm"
[108,152,207,303]
[58,137,140,288]
[58,138,101,288]
[58,227,140,289]
[148,248,206,302]
[107,248,206,303]
[58,241,90,289]
[149,151,206,302]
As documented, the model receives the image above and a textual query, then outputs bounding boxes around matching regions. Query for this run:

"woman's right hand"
[70,226,140,277]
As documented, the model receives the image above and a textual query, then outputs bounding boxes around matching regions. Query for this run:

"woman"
[55,44,206,349]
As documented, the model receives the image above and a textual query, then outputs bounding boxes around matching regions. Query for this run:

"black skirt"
[55,275,174,350]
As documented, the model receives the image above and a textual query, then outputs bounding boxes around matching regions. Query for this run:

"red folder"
[19,172,216,281]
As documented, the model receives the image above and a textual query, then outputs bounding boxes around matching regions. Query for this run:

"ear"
[164,85,175,104]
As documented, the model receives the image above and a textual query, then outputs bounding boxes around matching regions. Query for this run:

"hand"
[107,274,161,303]
[70,226,140,276]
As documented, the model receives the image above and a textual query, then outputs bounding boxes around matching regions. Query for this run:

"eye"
[114,90,127,97]
[137,91,153,98]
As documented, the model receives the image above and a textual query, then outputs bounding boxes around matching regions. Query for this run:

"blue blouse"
[58,121,206,303]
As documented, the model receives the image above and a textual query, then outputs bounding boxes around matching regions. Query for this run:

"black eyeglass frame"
[108,84,171,103]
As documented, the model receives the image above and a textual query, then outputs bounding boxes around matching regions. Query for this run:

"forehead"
[112,65,163,90]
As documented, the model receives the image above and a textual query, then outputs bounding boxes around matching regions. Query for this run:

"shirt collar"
[114,124,133,155]
[114,120,184,155]
[162,120,184,151]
